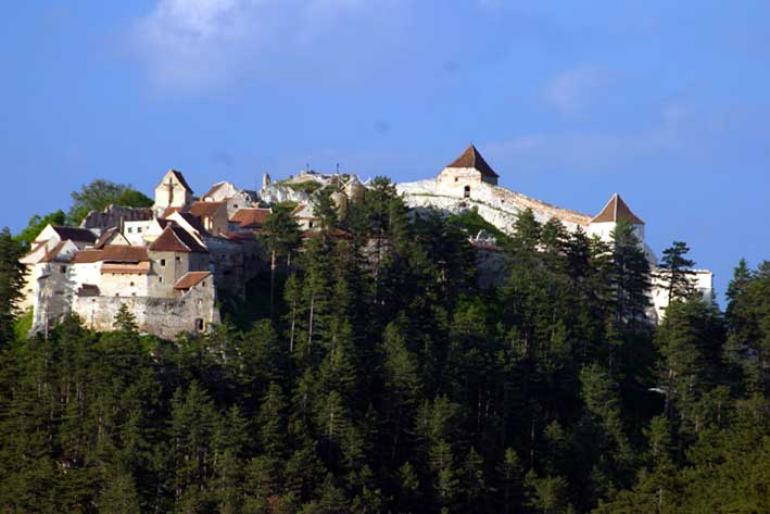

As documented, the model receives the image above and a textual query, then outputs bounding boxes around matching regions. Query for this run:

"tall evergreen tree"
[0,227,24,346]
[659,241,696,302]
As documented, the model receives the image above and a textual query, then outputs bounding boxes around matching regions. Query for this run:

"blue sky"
[2,0,770,300]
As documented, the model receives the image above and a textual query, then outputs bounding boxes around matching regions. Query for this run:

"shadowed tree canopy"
[68,179,153,225]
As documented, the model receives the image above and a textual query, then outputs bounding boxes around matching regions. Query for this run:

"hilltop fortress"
[19,146,713,338]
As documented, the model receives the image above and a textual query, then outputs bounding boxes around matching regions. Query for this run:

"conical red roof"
[592,194,644,225]
[446,145,499,179]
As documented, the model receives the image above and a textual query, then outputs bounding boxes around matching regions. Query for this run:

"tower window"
[464,185,471,198]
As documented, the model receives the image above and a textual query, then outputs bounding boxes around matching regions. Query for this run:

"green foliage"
[659,241,696,302]
[14,210,66,248]
[447,207,510,243]
[68,179,152,225]
[0,227,25,346]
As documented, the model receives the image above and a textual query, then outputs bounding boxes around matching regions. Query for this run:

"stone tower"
[436,145,499,199]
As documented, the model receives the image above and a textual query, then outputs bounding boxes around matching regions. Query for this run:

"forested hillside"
[1,178,770,513]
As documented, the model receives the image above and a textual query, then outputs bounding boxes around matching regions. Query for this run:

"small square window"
[137,227,143,233]
[160,259,166,266]
[176,256,181,263]
[59,265,66,273]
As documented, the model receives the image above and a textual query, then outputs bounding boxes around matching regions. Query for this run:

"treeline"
[0,179,769,513]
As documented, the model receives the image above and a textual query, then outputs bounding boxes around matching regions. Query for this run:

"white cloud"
[542,66,610,116]
[133,0,385,92]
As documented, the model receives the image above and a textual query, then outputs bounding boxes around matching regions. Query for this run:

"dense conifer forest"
[2,178,770,513]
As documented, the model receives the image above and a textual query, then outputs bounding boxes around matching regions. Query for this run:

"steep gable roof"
[174,212,207,235]
[446,145,499,179]
[202,182,226,199]
[168,169,193,192]
[51,226,97,243]
[592,194,645,225]
[149,226,208,253]
[94,227,130,249]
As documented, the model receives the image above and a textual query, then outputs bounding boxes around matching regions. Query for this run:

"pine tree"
[0,228,25,346]
[263,205,302,317]
[497,448,523,514]
[610,221,651,328]
[659,241,696,302]
[655,298,725,433]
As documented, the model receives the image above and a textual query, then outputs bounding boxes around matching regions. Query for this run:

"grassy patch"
[447,209,510,244]
[285,181,322,195]
[13,309,33,340]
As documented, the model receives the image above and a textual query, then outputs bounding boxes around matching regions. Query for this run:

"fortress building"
[397,145,713,321]
[19,146,713,337]
[20,170,267,339]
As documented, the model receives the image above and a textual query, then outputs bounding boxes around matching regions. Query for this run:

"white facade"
[124,220,154,245]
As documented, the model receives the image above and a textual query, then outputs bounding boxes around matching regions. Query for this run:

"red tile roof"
[161,207,182,219]
[190,201,225,218]
[71,249,104,264]
[230,208,271,228]
[101,245,150,263]
[72,246,150,264]
[592,194,644,225]
[149,226,207,253]
[446,145,499,179]
[174,271,212,290]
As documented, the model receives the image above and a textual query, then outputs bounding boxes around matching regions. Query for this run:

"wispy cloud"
[485,101,693,173]
[133,0,394,92]
[542,65,611,116]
